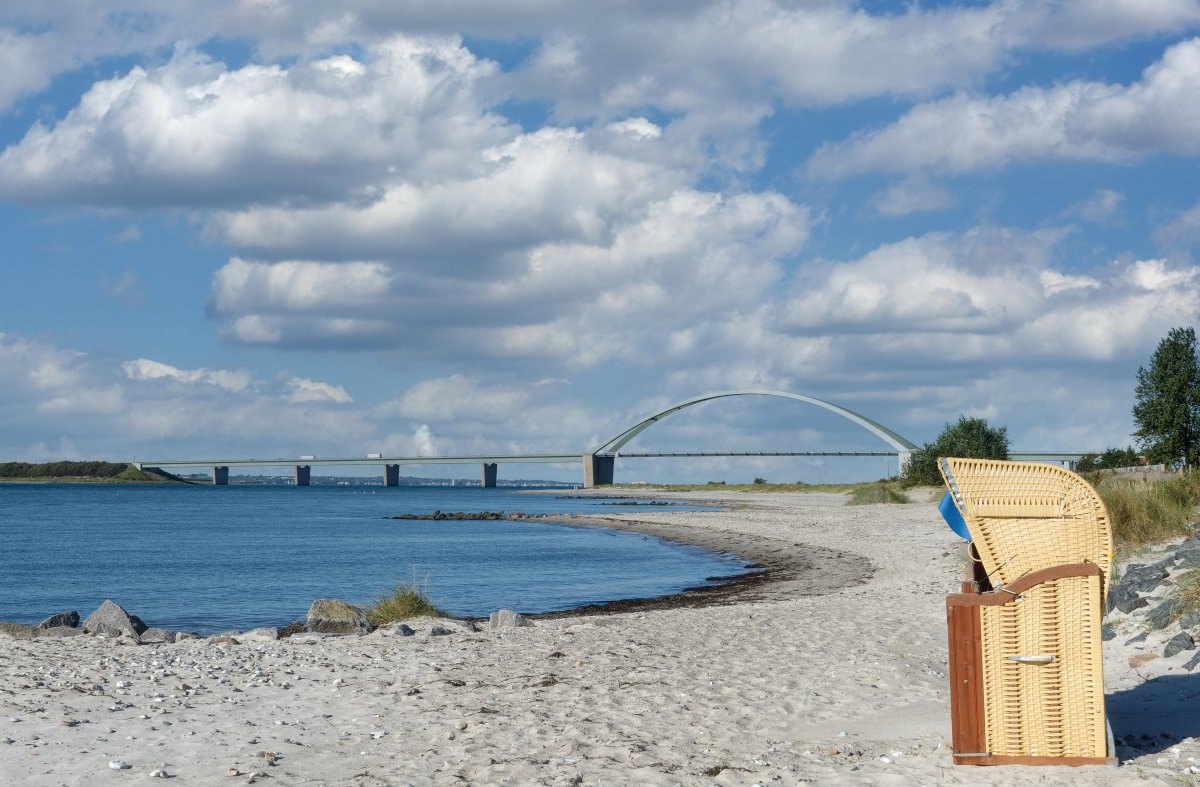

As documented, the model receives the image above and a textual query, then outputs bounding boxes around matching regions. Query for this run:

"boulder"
[1102,624,1116,641]
[396,624,416,637]
[35,626,84,638]
[306,599,374,635]
[429,625,453,637]
[139,628,177,644]
[488,609,531,629]
[37,611,79,629]
[83,600,148,638]
[1185,651,1200,673]
[240,627,279,642]
[1164,631,1196,658]
[1179,610,1200,631]
[1146,598,1184,630]
[1115,597,1150,614]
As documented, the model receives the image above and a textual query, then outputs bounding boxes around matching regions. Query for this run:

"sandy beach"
[2,490,1198,785]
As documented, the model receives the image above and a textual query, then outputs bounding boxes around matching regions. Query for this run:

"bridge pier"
[582,454,614,487]
[481,463,498,488]
[384,464,399,487]
[212,466,229,486]
[897,450,912,476]
[294,465,311,486]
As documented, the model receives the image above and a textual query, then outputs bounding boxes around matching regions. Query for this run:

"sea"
[0,483,747,633]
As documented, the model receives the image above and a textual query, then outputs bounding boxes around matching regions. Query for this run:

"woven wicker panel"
[978,575,1107,758]
[939,458,1113,592]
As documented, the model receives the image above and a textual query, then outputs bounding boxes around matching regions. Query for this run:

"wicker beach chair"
[939,457,1115,766]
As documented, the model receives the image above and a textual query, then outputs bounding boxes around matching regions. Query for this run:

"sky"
[2,0,1200,484]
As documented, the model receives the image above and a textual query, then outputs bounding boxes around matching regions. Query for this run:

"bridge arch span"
[583,389,917,486]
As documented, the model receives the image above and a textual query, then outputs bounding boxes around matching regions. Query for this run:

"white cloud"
[123,358,252,392]
[1066,189,1124,222]
[212,188,811,364]
[284,377,353,404]
[872,177,956,217]
[0,38,509,207]
[808,37,1200,178]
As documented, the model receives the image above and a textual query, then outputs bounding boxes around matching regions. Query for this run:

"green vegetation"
[366,582,445,625]
[0,461,164,482]
[900,415,1010,487]
[1093,472,1200,549]
[1075,446,1141,473]
[1133,326,1200,467]
[847,483,910,505]
[1175,569,1200,623]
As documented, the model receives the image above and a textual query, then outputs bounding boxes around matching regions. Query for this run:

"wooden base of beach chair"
[946,563,1110,765]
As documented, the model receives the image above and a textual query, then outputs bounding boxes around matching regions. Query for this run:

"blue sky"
[2,1,1199,483]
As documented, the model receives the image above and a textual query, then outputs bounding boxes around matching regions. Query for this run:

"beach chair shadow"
[1106,672,1200,757]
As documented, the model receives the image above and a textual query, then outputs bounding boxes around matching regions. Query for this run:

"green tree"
[1132,327,1200,467]
[1075,446,1141,473]
[901,415,1009,487]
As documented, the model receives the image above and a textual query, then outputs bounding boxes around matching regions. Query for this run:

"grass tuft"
[1093,473,1200,549]
[847,484,911,505]
[1175,570,1200,623]
[366,582,445,625]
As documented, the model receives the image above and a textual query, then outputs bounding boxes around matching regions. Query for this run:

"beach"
[1,490,1197,785]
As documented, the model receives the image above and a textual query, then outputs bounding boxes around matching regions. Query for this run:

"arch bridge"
[582,389,918,486]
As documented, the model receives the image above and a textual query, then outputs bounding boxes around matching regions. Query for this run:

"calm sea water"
[0,484,743,633]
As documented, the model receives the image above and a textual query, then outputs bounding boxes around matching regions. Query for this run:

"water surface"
[0,484,743,632]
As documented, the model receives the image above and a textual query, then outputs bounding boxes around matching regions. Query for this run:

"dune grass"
[847,483,911,505]
[1176,569,1200,622]
[1092,472,1200,549]
[366,582,445,625]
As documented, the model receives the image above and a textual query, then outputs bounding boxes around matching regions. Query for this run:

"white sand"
[2,490,1197,785]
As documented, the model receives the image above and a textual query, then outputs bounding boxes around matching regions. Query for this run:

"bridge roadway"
[136,450,1088,488]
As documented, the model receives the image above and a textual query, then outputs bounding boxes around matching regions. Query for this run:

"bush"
[847,484,910,505]
[901,415,1009,487]
[752,477,768,485]
[366,582,445,625]
[1075,446,1141,473]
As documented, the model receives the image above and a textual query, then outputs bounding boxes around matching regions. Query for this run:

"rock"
[1116,563,1171,594]
[139,628,177,644]
[1125,632,1149,646]
[208,634,240,645]
[1102,624,1116,641]
[1177,551,1200,570]
[1116,597,1150,614]
[35,626,84,638]
[306,599,374,635]
[175,632,201,641]
[1107,583,1143,614]
[1184,651,1200,672]
[240,627,279,642]
[1180,610,1200,630]
[1164,631,1197,658]
[1146,598,1184,630]
[0,622,36,640]
[83,600,148,638]
[108,759,130,770]
[488,609,531,629]
[397,624,416,637]
[429,625,453,637]
[1128,653,1159,668]
[36,611,79,629]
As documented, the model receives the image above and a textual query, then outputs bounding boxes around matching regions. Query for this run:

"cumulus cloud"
[0,38,510,207]
[808,37,1200,178]
[284,377,353,404]
[123,358,252,392]
[212,188,811,361]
